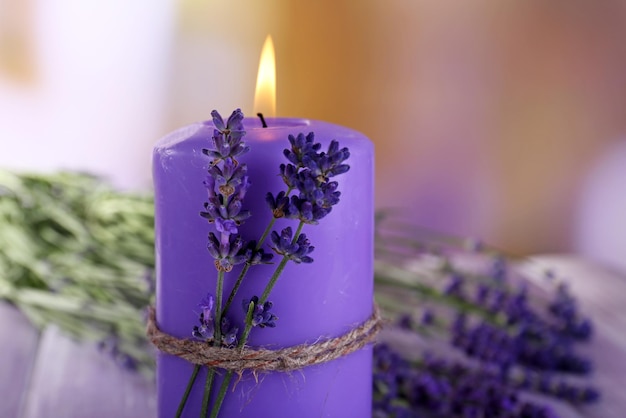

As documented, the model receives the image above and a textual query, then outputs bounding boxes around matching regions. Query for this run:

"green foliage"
[0,170,155,376]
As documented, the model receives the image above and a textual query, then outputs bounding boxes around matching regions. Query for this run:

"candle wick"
[257,113,268,128]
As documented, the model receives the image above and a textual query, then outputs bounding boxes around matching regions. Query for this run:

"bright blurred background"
[2,1,626,268]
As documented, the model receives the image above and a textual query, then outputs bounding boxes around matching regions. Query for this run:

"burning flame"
[253,35,276,118]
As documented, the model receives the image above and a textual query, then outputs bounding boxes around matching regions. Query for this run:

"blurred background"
[2,0,626,267]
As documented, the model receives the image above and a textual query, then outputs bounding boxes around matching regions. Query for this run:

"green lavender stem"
[200,369,216,417]
[175,365,200,418]
[209,220,305,418]
[209,255,289,418]
[209,373,230,418]
[199,269,225,416]
[221,263,250,317]
[256,217,277,251]
[213,270,225,345]
[176,269,225,417]
[243,257,289,344]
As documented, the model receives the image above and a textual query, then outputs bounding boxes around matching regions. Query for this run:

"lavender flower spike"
[212,108,245,140]
[270,227,314,264]
[206,232,246,272]
[243,296,278,328]
[203,109,249,164]
[283,132,321,166]
[192,293,215,341]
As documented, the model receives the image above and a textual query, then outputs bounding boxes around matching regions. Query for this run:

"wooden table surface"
[1,256,624,418]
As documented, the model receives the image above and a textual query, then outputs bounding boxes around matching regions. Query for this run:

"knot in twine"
[146,305,382,373]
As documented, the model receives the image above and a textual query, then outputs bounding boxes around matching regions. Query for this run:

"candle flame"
[253,35,276,118]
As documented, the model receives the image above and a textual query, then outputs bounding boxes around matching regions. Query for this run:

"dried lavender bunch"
[0,170,155,376]
[438,260,594,377]
[374,342,598,418]
[373,343,561,418]
[374,217,600,417]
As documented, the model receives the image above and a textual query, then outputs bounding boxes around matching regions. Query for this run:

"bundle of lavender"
[0,171,599,416]
[0,170,155,375]
[373,214,599,417]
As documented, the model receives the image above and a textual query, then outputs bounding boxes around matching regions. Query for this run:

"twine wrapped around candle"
[146,306,382,373]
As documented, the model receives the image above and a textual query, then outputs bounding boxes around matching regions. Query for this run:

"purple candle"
[153,116,374,417]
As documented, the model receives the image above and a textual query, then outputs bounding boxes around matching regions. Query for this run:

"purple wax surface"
[153,117,374,417]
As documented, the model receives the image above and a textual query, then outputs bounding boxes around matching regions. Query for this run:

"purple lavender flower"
[206,232,246,272]
[198,293,214,321]
[192,294,215,340]
[271,173,337,223]
[279,163,298,189]
[214,218,238,235]
[242,240,274,265]
[202,109,249,164]
[316,181,341,208]
[192,321,214,341]
[291,173,340,214]
[489,255,508,282]
[520,370,599,404]
[265,191,290,218]
[192,293,239,345]
[200,109,250,275]
[242,296,278,328]
[421,309,435,326]
[212,109,245,139]
[270,227,314,264]
[207,159,248,197]
[302,139,350,182]
[220,316,239,346]
[452,316,593,376]
[548,283,593,341]
[475,283,490,304]
[488,288,508,313]
[284,196,324,224]
[200,194,250,223]
[201,183,251,224]
[396,314,414,330]
[443,274,466,298]
[373,343,566,417]
[283,132,321,166]
[275,133,349,219]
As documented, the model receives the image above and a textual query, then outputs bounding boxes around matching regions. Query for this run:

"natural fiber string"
[146,305,382,373]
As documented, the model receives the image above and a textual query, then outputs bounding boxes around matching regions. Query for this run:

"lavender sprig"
[268,133,349,225]
[198,110,255,417]
[177,109,255,418]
